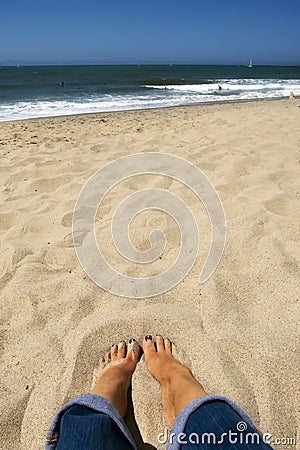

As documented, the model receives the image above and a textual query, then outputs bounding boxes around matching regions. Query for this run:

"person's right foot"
[91,339,140,418]
[143,334,208,428]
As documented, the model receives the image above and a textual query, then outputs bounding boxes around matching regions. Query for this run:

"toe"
[98,354,106,368]
[118,340,126,359]
[127,338,140,362]
[155,334,165,352]
[142,335,156,356]
[164,338,172,354]
[104,351,111,363]
[111,344,118,361]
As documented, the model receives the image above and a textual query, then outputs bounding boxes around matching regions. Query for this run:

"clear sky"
[1,0,300,65]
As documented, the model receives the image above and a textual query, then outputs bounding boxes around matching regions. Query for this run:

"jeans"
[46,395,273,450]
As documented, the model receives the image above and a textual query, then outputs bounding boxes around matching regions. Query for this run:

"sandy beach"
[0,99,299,449]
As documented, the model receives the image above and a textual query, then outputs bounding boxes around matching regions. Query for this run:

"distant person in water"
[45,335,273,449]
[59,81,65,87]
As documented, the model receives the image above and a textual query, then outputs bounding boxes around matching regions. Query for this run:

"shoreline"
[0,95,297,124]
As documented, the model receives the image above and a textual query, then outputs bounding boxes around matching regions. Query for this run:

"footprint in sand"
[61,212,73,227]
[264,196,287,215]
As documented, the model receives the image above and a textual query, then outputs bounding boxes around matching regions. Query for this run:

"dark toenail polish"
[129,338,135,343]
[145,335,152,341]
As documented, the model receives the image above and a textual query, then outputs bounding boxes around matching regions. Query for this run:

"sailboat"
[248,59,253,68]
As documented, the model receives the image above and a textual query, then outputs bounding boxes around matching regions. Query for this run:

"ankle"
[155,364,188,394]
[166,369,207,408]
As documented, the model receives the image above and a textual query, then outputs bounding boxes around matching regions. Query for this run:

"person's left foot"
[91,339,140,417]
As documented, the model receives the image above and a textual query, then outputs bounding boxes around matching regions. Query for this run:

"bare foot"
[91,339,140,417]
[143,335,207,428]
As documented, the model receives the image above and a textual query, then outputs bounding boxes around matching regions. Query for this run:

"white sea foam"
[145,79,300,93]
[1,78,299,121]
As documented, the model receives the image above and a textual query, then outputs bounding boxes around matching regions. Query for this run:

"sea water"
[0,64,299,121]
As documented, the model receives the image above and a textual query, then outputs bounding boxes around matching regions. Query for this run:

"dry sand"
[0,99,299,449]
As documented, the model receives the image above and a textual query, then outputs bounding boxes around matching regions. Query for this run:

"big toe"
[127,338,140,363]
[142,334,156,357]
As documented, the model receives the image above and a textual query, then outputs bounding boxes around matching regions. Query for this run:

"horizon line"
[1,62,300,67]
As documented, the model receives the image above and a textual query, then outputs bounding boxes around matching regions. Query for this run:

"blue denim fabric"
[55,406,134,450]
[45,394,137,450]
[45,395,272,450]
[167,398,273,449]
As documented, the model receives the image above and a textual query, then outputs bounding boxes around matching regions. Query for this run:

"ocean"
[0,64,300,121]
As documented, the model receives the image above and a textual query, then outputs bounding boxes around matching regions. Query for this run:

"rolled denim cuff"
[45,393,137,450]
[167,395,256,450]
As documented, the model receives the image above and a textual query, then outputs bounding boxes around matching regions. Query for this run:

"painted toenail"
[145,335,152,341]
[129,338,135,343]
[128,339,137,352]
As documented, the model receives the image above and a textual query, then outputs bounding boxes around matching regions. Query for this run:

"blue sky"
[1,0,299,65]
